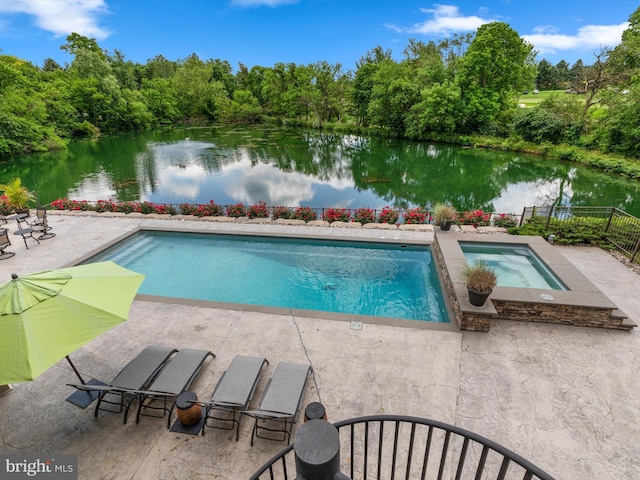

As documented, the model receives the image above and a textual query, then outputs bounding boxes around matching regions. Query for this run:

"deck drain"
[350,321,363,330]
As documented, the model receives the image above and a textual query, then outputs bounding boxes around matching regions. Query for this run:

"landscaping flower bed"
[47,198,524,229]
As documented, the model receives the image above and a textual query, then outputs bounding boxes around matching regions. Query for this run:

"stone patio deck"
[0,212,638,480]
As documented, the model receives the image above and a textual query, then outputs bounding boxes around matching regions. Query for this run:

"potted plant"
[459,259,497,307]
[0,178,36,216]
[432,203,457,230]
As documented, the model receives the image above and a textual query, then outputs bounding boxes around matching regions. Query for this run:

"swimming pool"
[459,242,567,290]
[84,231,449,323]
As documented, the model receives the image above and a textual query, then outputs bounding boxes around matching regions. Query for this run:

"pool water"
[85,231,449,322]
[459,242,567,290]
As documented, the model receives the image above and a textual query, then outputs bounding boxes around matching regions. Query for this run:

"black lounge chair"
[0,228,15,260]
[135,348,215,427]
[202,355,269,440]
[243,362,311,445]
[85,345,178,423]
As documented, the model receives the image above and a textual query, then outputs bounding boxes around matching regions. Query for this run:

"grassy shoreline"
[279,118,640,180]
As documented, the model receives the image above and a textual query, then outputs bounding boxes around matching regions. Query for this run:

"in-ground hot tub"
[459,242,567,291]
[433,233,634,332]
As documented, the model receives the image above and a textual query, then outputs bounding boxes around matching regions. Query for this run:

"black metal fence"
[249,415,555,480]
[524,205,640,262]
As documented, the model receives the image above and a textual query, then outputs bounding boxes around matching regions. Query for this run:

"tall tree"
[536,59,559,90]
[457,22,537,132]
[350,46,392,127]
[555,60,570,87]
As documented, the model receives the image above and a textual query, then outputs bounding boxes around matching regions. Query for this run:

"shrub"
[273,205,293,220]
[133,201,156,214]
[512,108,566,144]
[353,207,375,224]
[459,210,491,227]
[0,195,12,215]
[322,207,351,222]
[152,203,177,215]
[94,199,118,213]
[199,201,224,216]
[50,198,91,211]
[247,201,269,219]
[510,215,610,246]
[292,206,317,222]
[403,207,429,224]
[116,202,136,214]
[378,206,399,224]
[493,213,518,228]
[226,203,247,217]
[179,203,198,215]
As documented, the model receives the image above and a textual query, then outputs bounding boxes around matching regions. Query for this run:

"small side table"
[14,228,40,249]
[7,213,27,228]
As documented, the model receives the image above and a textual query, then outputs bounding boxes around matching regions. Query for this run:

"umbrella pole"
[65,355,87,385]
[65,356,107,409]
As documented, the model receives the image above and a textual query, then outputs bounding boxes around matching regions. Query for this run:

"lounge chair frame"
[93,345,178,423]
[0,228,15,260]
[243,362,312,445]
[202,355,269,440]
[135,348,215,428]
[30,207,55,240]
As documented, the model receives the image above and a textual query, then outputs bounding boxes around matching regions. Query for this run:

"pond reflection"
[1,125,638,216]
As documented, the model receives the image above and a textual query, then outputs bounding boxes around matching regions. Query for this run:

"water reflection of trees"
[4,125,640,216]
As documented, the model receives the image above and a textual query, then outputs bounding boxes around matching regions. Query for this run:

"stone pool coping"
[434,229,635,331]
[48,210,635,332]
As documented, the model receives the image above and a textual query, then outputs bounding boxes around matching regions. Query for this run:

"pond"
[1,125,639,216]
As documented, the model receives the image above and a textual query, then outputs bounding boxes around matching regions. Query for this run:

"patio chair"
[0,228,15,260]
[202,355,269,440]
[88,345,178,423]
[243,362,312,445]
[30,207,55,240]
[135,348,215,427]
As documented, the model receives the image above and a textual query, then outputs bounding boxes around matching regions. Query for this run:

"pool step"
[612,309,637,330]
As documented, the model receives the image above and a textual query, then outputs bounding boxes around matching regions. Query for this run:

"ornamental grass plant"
[432,203,457,225]
[459,260,497,293]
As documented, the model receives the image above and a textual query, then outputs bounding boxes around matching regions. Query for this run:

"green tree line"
[1,7,639,161]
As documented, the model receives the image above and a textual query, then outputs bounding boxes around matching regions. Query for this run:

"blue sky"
[0,0,634,71]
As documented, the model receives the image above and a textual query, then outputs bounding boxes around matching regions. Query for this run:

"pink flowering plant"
[94,199,119,213]
[198,201,224,216]
[322,208,351,223]
[459,210,491,227]
[0,195,12,215]
[353,207,375,224]
[272,205,293,220]
[247,201,269,219]
[378,206,399,224]
[116,202,136,214]
[50,198,91,211]
[493,213,518,228]
[403,207,429,224]
[226,203,247,218]
[292,206,317,222]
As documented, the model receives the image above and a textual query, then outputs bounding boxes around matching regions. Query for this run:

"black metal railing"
[249,415,555,480]
[527,205,640,262]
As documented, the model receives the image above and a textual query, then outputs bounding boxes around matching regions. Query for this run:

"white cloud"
[230,0,299,7]
[387,4,494,35]
[523,22,629,55]
[0,0,111,39]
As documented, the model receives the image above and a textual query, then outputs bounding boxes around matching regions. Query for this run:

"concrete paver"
[0,213,638,479]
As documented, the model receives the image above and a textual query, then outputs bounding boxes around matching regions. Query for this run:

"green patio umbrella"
[0,261,145,405]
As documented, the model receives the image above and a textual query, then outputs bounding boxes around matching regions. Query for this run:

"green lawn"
[518,89,569,107]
